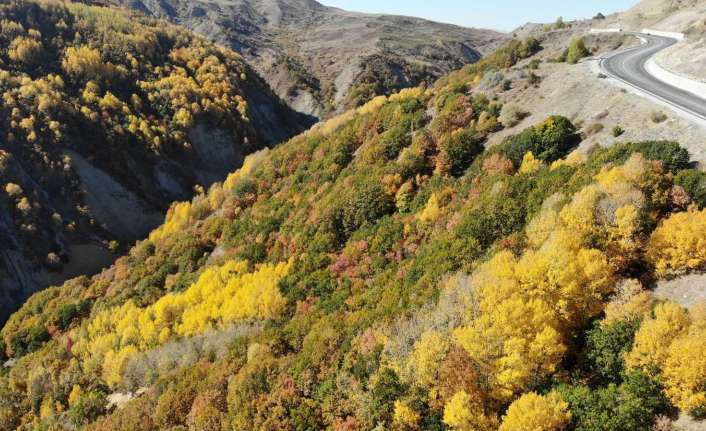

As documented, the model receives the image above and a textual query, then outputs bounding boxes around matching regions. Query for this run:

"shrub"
[231,178,257,199]
[588,141,689,174]
[566,37,590,64]
[338,179,394,237]
[438,129,484,176]
[585,123,604,136]
[612,125,624,137]
[558,371,669,431]
[495,115,579,165]
[53,300,91,330]
[69,391,107,427]
[10,325,49,357]
[585,320,640,384]
[498,103,525,127]
[651,111,668,123]
[674,169,706,208]
[528,72,541,85]
[370,368,405,425]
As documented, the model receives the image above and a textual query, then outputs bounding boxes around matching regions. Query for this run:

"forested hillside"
[2,33,706,431]
[0,0,309,323]
[102,0,505,117]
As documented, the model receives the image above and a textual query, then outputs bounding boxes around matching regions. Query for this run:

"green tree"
[558,372,669,431]
[585,320,640,384]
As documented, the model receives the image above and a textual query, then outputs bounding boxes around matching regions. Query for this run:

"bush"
[495,116,579,165]
[566,37,590,64]
[651,111,668,123]
[499,103,525,127]
[10,325,50,357]
[338,179,394,238]
[53,300,91,330]
[438,129,485,176]
[612,125,624,137]
[585,320,640,384]
[370,368,406,425]
[231,178,257,199]
[588,141,689,174]
[585,123,604,136]
[69,391,107,427]
[559,372,670,431]
[675,169,706,208]
[527,72,541,86]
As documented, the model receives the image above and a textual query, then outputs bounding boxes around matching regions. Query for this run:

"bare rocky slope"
[104,0,506,118]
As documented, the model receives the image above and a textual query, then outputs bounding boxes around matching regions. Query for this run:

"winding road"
[600,33,706,120]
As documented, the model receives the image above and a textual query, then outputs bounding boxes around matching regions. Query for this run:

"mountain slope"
[0,0,310,323]
[104,0,506,117]
[2,35,706,430]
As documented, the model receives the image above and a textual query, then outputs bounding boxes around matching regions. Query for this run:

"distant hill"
[104,0,507,117]
[0,0,310,323]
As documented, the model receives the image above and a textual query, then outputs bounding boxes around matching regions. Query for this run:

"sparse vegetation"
[652,111,669,123]
[585,123,605,135]
[565,36,591,64]
[499,103,526,127]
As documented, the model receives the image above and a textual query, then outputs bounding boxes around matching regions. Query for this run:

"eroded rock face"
[107,0,507,118]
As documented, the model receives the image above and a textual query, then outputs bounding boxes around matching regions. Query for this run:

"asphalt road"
[600,33,706,120]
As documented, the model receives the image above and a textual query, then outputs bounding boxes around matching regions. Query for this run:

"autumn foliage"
[0,13,705,430]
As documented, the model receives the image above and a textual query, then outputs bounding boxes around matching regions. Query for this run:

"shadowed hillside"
[0,0,311,323]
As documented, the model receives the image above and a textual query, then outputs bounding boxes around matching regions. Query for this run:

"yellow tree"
[518,152,542,175]
[393,400,421,430]
[627,301,706,413]
[662,325,706,413]
[454,228,613,401]
[647,207,706,278]
[499,391,571,431]
[625,301,690,373]
[408,330,449,388]
[443,390,498,431]
[8,36,43,65]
